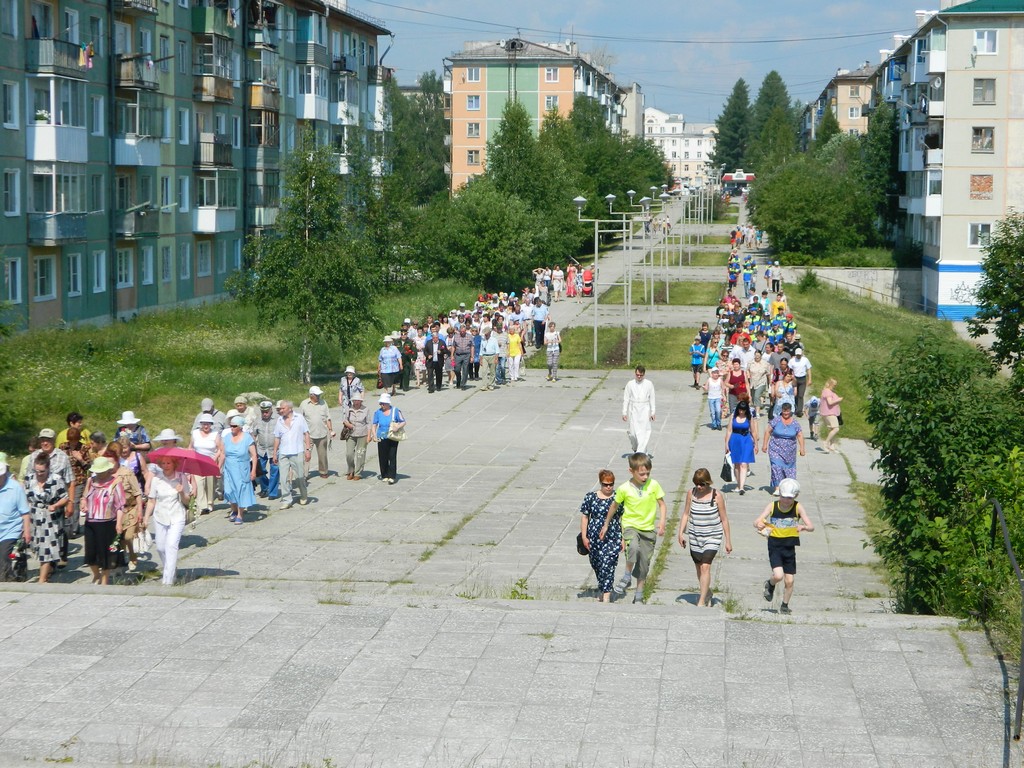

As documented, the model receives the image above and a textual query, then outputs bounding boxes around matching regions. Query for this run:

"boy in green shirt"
[602,452,667,604]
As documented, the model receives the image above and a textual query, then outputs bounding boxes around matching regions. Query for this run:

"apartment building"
[0,0,390,330]
[443,38,642,193]
[643,107,716,189]
[868,0,1024,319]
[799,63,874,150]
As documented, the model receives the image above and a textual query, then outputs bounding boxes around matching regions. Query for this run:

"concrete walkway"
[0,201,1018,767]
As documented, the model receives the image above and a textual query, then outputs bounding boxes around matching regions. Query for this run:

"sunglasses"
[600,482,614,487]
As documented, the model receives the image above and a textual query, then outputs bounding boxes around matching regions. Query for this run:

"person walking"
[820,378,844,452]
[544,321,562,382]
[678,468,731,608]
[342,393,370,480]
[704,367,724,430]
[423,327,448,394]
[789,347,812,416]
[188,415,222,515]
[622,366,656,454]
[578,469,621,603]
[79,456,125,586]
[370,394,406,485]
[450,325,474,390]
[338,366,365,411]
[272,401,311,509]
[300,386,334,479]
[724,401,758,494]
[480,325,500,391]
[377,336,402,396]
[24,452,68,584]
[144,456,191,586]
[763,403,805,494]
[755,478,814,614]
[221,416,257,524]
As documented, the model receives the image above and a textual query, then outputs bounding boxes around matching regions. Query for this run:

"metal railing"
[989,498,1024,741]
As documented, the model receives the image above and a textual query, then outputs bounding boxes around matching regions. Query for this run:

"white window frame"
[177,175,189,213]
[67,252,81,296]
[63,8,78,44]
[544,95,559,111]
[544,67,558,83]
[968,222,991,248]
[179,242,191,280]
[177,107,190,145]
[90,95,104,136]
[972,126,994,153]
[467,149,480,166]
[116,248,134,288]
[197,240,212,277]
[974,29,997,55]
[3,168,19,215]
[466,95,480,111]
[91,250,106,293]
[848,106,861,120]
[160,245,171,283]
[34,255,55,301]
[2,80,17,128]
[467,122,480,138]
[177,40,187,75]
[973,78,996,105]
[4,256,21,304]
[465,66,480,83]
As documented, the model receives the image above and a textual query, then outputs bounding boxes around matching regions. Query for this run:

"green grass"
[642,250,730,267]
[777,247,910,268]
[702,234,733,245]
[599,281,723,306]
[558,328,695,370]
[0,280,481,456]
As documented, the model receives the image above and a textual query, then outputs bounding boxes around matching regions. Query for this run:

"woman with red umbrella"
[143,456,192,585]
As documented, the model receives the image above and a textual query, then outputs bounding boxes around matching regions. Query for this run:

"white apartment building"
[643,107,716,189]
[870,0,1024,319]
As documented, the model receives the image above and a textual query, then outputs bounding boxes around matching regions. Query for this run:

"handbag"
[387,410,407,441]
[576,532,589,556]
[836,412,844,426]
[720,453,733,483]
[339,426,353,440]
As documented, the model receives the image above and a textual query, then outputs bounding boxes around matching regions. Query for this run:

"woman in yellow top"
[508,321,525,382]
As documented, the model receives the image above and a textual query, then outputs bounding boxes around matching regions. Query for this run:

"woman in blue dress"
[724,400,758,494]
[579,469,621,602]
[762,402,805,493]
[221,416,256,524]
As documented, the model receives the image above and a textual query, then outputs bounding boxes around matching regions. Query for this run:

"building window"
[466,66,480,82]
[2,81,17,128]
[159,36,169,73]
[34,256,55,301]
[849,85,860,98]
[89,174,103,212]
[973,78,996,105]
[232,116,241,148]
[467,150,480,166]
[90,96,103,136]
[116,248,134,288]
[91,251,106,293]
[848,106,861,120]
[544,95,559,111]
[197,241,211,276]
[217,240,227,273]
[1,0,16,37]
[177,176,189,212]
[466,122,480,138]
[3,169,18,215]
[160,175,170,211]
[141,246,154,285]
[89,16,102,55]
[233,239,241,269]
[179,242,191,280]
[970,174,994,201]
[969,222,991,247]
[974,29,997,55]
[544,67,558,83]
[972,126,994,153]
[177,40,188,75]
[4,257,21,303]
[466,95,480,111]
[160,245,171,283]
[67,253,81,296]
[177,108,189,144]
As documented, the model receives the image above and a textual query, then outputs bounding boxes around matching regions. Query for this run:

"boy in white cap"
[754,478,814,614]
[300,386,334,478]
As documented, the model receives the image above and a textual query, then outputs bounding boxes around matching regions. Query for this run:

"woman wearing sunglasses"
[579,469,621,603]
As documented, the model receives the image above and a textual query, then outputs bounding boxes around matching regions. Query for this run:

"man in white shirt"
[622,366,656,455]
[788,347,812,416]
[729,336,756,371]
[272,400,311,509]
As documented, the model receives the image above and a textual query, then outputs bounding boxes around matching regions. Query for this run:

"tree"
[387,72,448,205]
[487,99,540,203]
[968,211,1024,391]
[229,129,374,382]
[747,104,796,174]
[813,106,841,152]
[748,70,791,163]
[860,101,900,236]
[710,79,750,172]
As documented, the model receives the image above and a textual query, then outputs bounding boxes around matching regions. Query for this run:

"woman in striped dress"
[678,468,732,607]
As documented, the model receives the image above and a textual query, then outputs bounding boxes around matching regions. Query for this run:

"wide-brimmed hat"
[91,456,116,474]
[379,393,392,405]
[154,428,182,443]
[117,411,140,425]
[345,365,356,374]
[198,414,215,424]
[383,336,393,343]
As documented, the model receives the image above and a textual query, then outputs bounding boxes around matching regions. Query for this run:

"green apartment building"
[1,0,390,329]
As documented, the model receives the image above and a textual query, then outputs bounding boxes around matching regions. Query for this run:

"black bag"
[720,455,733,483]
[837,413,844,426]
[576,532,589,556]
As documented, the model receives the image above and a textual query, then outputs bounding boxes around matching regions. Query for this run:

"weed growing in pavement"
[508,577,534,600]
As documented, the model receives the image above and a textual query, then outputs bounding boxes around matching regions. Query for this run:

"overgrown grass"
[642,250,730,267]
[599,281,723,306]
[776,247,918,268]
[0,279,481,455]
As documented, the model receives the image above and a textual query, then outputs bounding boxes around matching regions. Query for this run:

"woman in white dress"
[622,365,656,454]
[188,414,223,515]
[551,265,565,302]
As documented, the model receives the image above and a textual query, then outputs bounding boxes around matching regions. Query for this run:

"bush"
[773,248,902,268]
[797,270,820,290]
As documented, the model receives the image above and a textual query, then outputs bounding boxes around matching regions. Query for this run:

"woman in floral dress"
[25,452,68,584]
[579,469,621,602]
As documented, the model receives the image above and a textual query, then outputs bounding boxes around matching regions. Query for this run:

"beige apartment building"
[643,107,716,189]
[800,63,874,149]
[443,39,641,193]
[869,0,1024,319]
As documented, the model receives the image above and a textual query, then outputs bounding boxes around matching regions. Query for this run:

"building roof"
[448,39,616,80]
[942,0,1024,14]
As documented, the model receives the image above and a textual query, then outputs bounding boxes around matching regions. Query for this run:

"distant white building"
[644,108,717,188]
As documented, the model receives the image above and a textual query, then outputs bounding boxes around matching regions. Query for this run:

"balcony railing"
[115,0,158,14]
[116,208,159,238]
[25,38,87,79]
[117,56,160,90]
[250,82,280,111]
[195,133,233,166]
[367,65,391,84]
[192,6,230,36]
[194,74,234,102]
[28,212,87,244]
[295,41,327,66]
[331,54,356,73]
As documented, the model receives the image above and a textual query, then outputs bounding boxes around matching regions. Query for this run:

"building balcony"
[331,54,356,73]
[25,38,87,79]
[929,99,944,118]
[332,152,348,174]
[296,94,328,121]
[26,124,88,163]
[442,77,451,94]
[195,133,233,166]
[927,49,946,75]
[898,195,910,211]
[116,56,159,90]
[367,66,391,84]
[115,0,158,14]
[193,207,236,233]
[925,193,942,217]
[194,74,234,103]
[28,212,86,244]
[926,148,943,166]
[250,83,280,111]
[192,6,231,37]
[246,145,279,168]
[115,208,159,238]
[294,41,327,67]
[328,100,357,126]
[114,135,160,166]
[249,206,278,227]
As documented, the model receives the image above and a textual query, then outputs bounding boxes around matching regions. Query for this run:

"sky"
[356,0,934,123]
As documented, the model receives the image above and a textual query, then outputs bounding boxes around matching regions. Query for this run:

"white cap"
[309,386,323,396]
[778,478,800,498]
[379,393,392,405]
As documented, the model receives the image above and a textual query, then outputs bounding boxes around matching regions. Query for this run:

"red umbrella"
[148,447,221,477]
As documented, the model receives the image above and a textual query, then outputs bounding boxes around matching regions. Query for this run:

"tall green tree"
[968,211,1024,392]
[748,70,791,160]
[486,99,540,203]
[387,72,448,205]
[814,106,841,152]
[229,129,374,382]
[710,79,751,172]
[860,101,900,233]
[747,104,796,174]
